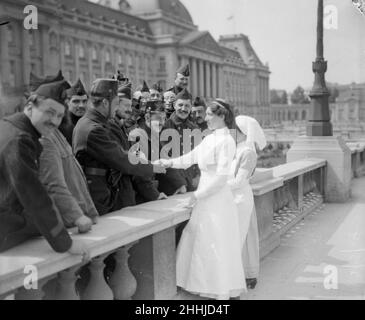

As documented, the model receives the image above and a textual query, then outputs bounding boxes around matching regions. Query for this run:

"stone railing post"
[254,190,280,259]
[129,227,177,300]
[14,277,50,300]
[53,266,81,300]
[109,243,138,300]
[82,254,114,300]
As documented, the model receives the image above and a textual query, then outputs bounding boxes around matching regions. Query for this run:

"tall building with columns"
[0,0,270,124]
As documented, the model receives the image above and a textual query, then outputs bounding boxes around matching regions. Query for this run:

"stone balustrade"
[251,158,326,258]
[346,142,365,178]
[1,147,365,300]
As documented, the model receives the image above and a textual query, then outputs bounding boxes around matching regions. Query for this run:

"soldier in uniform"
[59,79,88,145]
[0,72,89,259]
[158,88,200,196]
[150,82,163,102]
[163,91,176,119]
[129,101,170,203]
[192,96,209,132]
[167,64,190,95]
[73,79,165,216]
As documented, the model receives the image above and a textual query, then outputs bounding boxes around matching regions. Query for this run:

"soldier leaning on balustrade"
[58,78,89,146]
[0,72,89,259]
[129,100,173,204]
[158,88,200,196]
[107,80,167,209]
[72,79,166,216]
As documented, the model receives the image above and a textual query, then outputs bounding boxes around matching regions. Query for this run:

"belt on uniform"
[83,167,107,176]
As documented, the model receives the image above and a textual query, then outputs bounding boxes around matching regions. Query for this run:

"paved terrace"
[246,176,365,300]
[0,143,365,300]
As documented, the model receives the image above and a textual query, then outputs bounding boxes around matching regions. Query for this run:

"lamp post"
[306,0,333,136]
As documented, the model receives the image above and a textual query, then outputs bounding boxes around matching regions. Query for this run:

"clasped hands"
[152,159,173,168]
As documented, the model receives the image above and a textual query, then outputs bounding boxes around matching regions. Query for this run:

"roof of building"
[128,0,193,24]
[219,45,242,60]
[60,0,152,34]
[219,34,264,67]
[179,30,224,56]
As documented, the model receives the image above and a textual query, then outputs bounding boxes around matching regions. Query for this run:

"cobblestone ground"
[176,176,365,300]
[244,176,365,300]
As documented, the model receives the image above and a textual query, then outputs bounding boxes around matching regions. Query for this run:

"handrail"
[0,194,192,296]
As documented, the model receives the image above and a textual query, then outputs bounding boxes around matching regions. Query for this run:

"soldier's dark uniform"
[73,79,155,215]
[0,76,73,253]
[59,79,88,146]
[166,63,190,96]
[159,111,200,194]
[129,121,162,203]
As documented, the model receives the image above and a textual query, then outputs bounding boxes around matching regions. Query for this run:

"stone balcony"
[1,144,365,300]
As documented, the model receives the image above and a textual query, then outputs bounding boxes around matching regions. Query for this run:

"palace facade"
[0,0,270,124]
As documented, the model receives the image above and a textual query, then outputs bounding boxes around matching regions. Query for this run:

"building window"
[49,32,57,48]
[92,47,98,61]
[31,63,36,73]
[65,41,71,56]
[80,72,87,84]
[127,54,133,67]
[66,70,73,82]
[159,80,166,91]
[29,30,35,47]
[8,25,14,44]
[105,49,111,63]
[9,61,16,87]
[79,44,85,59]
[159,56,166,72]
[118,53,123,65]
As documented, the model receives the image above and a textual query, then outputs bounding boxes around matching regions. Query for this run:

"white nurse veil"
[235,115,267,153]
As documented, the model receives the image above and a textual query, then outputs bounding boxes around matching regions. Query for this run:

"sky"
[180,0,365,92]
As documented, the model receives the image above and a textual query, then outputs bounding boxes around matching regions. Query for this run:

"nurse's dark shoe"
[246,278,257,289]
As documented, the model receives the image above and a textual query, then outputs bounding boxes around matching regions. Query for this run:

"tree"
[270,90,281,104]
[328,87,339,103]
[291,86,310,104]
[281,91,288,104]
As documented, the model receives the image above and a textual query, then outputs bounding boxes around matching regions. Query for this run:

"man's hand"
[68,240,91,262]
[152,159,172,168]
[153,164,166,174]
[158,192,168,200]
[185,193,197,208]
[75,215,93,234]
[91,216,98,225]
[174,185,187,195]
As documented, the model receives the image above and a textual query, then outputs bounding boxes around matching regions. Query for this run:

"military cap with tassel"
[33,70,71,104]
[175,88,192,101]
[118,82,132,100]
[141,80,150,93]
[66,78,87,98]
[176,63,190,77]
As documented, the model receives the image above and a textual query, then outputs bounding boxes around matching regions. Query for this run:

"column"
[22,27,31,86]
[0,23,10,85]
[134,52,140,84]
[191,58,198,97]
[198,60,205,97]
[205,62,211,99]
[41,25,49,75]
[74,39,80,80]
[212,63,217,98]
[59,36,65,72]
[87,41,93,90]
[124,50,129,78]
[100,44,105,77]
